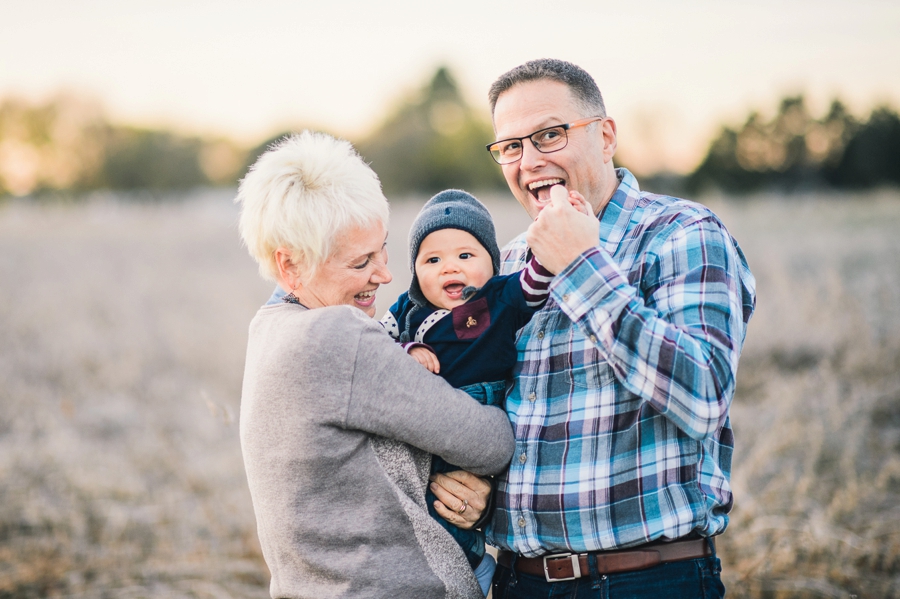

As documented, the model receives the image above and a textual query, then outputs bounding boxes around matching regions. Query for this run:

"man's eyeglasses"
[486,117,605,165]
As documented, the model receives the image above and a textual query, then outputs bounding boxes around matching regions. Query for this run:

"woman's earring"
[282,292,302,305]
[283,280,303,305]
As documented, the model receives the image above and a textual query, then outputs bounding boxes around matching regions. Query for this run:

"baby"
[380,189,552,596]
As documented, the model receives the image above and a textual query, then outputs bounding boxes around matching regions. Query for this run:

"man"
[483,59,756,598]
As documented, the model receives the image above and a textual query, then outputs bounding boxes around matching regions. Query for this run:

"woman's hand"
[429,470,492,530]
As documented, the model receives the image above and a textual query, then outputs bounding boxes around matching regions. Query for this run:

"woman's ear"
[274,247,303,291]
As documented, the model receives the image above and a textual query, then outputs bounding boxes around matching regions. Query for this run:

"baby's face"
[415,228,494,310]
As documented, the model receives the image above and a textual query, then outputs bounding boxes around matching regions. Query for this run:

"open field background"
[1,189,899,598]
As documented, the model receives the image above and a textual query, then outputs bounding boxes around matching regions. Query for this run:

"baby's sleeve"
[378,293,407,340]
[519,255,554,308]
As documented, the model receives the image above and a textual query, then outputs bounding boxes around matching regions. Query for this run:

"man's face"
[492,79,618,220]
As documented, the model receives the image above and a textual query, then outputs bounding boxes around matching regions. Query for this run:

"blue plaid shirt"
[487,169,756,556]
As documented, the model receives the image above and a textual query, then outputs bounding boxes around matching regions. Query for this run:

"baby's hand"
[550,184,592,216]
[409,346,441,374]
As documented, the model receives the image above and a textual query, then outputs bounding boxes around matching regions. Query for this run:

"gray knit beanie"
[406,189,500,307]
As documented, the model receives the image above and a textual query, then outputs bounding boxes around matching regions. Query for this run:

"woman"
[236,131,515,599]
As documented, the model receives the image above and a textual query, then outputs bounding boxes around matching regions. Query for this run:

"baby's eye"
[426,257,440,264]
[459,253,473,260]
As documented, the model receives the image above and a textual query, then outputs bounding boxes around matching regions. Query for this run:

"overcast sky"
[2,0,898,173]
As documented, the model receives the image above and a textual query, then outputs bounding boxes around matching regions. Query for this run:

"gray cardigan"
[240,303,515,598]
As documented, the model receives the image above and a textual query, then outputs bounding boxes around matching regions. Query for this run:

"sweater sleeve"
[343,310,515,476]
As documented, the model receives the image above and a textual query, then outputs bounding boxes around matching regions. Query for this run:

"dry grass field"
[1,188,898,598]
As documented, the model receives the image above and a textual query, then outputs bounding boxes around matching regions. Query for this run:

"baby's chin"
[426,295,464,311]
[437,298,466,310]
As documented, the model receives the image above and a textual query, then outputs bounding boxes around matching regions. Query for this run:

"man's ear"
[274,247,303,291]
[601,117,618,163]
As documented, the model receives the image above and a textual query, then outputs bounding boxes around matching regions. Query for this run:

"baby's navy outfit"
[380,259,550,569]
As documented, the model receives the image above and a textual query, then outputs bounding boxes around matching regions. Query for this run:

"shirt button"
[518,517,526,528]
[537,330,544,340]
[590,335,597,343]
[518,453,527,463]
[562,293,570,302]
[528,392,536,402]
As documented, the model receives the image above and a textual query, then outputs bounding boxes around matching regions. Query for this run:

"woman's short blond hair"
[236,131,390,281]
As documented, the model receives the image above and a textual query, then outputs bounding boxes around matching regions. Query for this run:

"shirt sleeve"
[518,255,554,308]
[344,312,515,475]
[550,216,749,441]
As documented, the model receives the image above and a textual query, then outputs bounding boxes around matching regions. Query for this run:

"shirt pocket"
[452,297,490,340]
[566,328,616,389]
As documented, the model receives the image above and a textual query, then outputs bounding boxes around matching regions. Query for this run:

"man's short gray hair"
[488,58,606,118]
[236,131,389,281]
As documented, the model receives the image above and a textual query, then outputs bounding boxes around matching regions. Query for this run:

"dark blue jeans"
[491,547,725,599]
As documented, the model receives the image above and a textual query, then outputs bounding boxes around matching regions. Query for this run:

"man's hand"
[409,346,440,373]
[526,185,600,274]
[429,470,492,530]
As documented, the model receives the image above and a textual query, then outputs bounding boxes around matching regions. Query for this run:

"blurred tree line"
[0,67,502,198]
[0,95,244,197]
[355,67,504,194]
[243,67,505,196]
[2,72,898,198]
[687,96,900,193]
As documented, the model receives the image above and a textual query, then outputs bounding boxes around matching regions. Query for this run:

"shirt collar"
[597,167,641,254]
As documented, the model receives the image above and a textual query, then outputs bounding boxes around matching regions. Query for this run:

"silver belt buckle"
[543,552,581,582]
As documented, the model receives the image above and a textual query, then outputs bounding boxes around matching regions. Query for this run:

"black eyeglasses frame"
[485,116,606,165]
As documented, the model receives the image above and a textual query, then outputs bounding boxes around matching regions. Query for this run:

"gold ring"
[456,499,468,514]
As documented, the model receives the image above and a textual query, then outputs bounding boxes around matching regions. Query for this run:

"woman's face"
[295,222,392,317]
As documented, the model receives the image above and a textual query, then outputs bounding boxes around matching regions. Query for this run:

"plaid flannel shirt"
[487,169,756,556]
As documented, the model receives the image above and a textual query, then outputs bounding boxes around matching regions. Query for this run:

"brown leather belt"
[497,538,711,582]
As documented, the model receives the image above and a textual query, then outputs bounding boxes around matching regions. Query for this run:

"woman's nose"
[372,261,392,284]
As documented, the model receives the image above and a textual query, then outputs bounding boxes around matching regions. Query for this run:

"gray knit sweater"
[240,303,515,599]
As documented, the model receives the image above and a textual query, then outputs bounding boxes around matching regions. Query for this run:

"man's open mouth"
[528,178,565,202]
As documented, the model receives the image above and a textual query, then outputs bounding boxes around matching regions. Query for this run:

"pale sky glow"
[2,0,899,173]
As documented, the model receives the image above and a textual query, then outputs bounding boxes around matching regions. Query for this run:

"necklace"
[282,292,307,308]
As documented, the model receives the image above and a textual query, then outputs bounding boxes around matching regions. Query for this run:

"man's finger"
[549,184,570,209]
